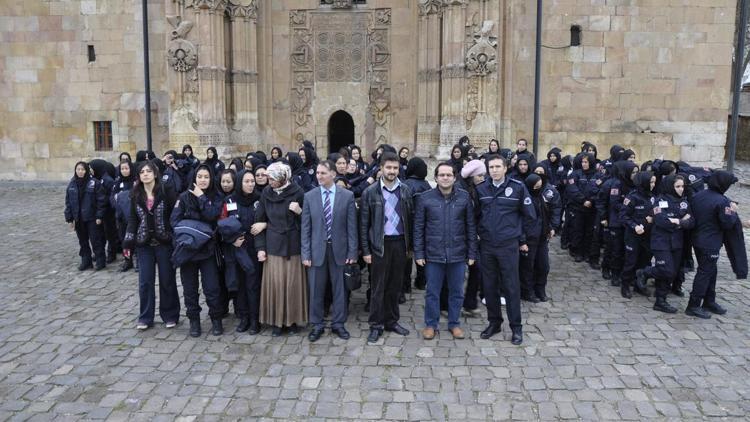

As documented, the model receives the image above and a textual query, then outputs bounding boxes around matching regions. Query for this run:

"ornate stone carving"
[466,76,479,125]
[290,10,314,142]
[185,0,228,11]
[290,10,306,26]
[375,9,391,25]
[314,29,366,82]
[166,16,198,72]
[418,0,442,16]
[322,0,353,9]
[367,11,392,142]
[465,20,497,76]
[442,64,465,79]
[226,0,257,19]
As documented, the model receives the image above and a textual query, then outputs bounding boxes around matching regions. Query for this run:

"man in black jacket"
[360,152,414,344]
[414,163,477,340]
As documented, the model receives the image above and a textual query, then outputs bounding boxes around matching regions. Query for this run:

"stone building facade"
[0,0,738,180]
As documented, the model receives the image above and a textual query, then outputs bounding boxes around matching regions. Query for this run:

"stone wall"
[0,0,168,180]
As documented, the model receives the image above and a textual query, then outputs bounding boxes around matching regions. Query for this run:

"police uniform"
[619,173,655,297]
[565,155,602,264]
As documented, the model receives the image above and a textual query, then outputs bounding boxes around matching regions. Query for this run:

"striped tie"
[324,190,332,240]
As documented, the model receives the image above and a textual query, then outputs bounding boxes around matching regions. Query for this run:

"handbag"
[344,263,361,291]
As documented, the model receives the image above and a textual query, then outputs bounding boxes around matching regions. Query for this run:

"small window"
[88,45,96,62]
[570,25,582,47]
[94,121,113,151]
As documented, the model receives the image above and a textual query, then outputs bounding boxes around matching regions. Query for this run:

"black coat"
[359,181,414,258]
[650,193,694,251]
[255,183,305,257]
[64,177,107,223]
[170,190,223,259]
[123,185,177,249]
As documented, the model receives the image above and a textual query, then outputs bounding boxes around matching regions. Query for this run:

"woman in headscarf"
[204,146,225,176]
[287,151,314,192]
[255,162,307,336]
[64,161,106,271]
[182,144,200,168]
[253,164,269,197]
[111,160,136,271]
[350,145,368,174]
[448,144,466,176]
[620,171,656,299]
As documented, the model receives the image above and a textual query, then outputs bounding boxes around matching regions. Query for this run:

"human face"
[400,148,409,159]
[452,148,462,160]
[472,174,485,186]
[518,160,528,174]
[220,173,234,193]
[119,163,130,178]
[351,149,360,161]
[119,153,129,163]
[207,149,215,160]
[335,157,348,175]
[489,141,499,153]
[533,180,543,191]
[630,169,639,183]
[255,168,268,185]
[435,165,455,190]
[269,177,282,189]
[534,167,545,177]
[298,149,306,162]
[75,164,87,178]
[488,158,507,181]
[139,165,155,185]
[195,169,211,190]
[242,172,255,194]
[587,146,596,155]
[581,157,590,171]
[316,163,334,187]
[184,147,193,157]
[163,154,174,165]
[271,149,280,159]
[549,154,557,163]
[627,154,636,162]
[347,159,357,174]
[517,140,527,151]
[674,179,685,197]
[649,176,656,192]
[382,160,399,183]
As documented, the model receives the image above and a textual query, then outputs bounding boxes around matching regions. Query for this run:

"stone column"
[416,0,442,157]
[227,1,259,147]
[437,0,468,159]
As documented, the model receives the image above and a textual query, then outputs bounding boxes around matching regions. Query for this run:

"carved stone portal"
[166,16,198,72]
[465,20,497,76]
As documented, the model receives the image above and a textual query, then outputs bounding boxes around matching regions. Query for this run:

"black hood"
[205,147,219,164]
[524,173,543,195]
[532,165,548,186]
[235,170,260,207]
[660,175,682,198]
[657,160,677,177]
[191,164,218,194]
[300,146,318,167]
[707,170,737,194]
[182,144,194,156]
[634,171,653,195]
[615,160,638,187]
[135,150,149,163]
[560,155,573,170]
[287,152,305,175]
[609,144,624,161]
[89,158,114,179]
[406,157,427,179]
[547,147,561,163]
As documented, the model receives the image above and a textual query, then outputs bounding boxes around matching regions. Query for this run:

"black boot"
[235,317,251,333]
[211,319,223,336]
[610,273,621,287]
[511,327,523,345]
[620,284,632,299]
[119,257,133,272]
[106,252,117,264]
[635,269,648,291]
[189,319,201,337]
[670,286,685,297]
[534,288,548,302]
[78,257,93,271]
[702,300,727,315]
[588,260,601,270]
[248,320,260,335]
[633,285,650,297]
[601,267,612,280]
[685,297,711,319]
[653,297,677,314]
[414,279,426,290]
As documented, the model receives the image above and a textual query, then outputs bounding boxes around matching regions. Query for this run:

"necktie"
[324,190,332,240]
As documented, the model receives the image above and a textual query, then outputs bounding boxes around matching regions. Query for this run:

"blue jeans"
[424,262,466,329]
[137,244,180,325]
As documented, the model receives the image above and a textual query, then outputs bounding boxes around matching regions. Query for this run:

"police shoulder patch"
[650,197,655,204]
[174,199,180,208]
[688,174,696,182]
[610,188,619,196]
[524,197,532,205]
[623,198,630,205]
[680,201,688,209]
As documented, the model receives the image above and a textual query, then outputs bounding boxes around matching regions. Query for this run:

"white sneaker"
[165,321,177,329]
[501,297,506,306]
[136,323,148,330]
[481,298,486,305]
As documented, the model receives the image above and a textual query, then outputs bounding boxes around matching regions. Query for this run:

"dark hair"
[488,139,500,153]
[193,164,217,194]
[434,162,455,177]
[131,161,162,205]
[119,152,132,163]
[486,154,508,168]
[517,138,528,147]
[337,147,350,160]
[318,160,336,173]
[399,147,410,155]
[328,152,343,163]
[380,151,399,166]
[219,169,237,191]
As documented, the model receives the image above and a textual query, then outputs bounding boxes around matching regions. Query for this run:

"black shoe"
[588,260,601,270]
[635,269,648,291]
[403,284,412,294]
[288,324,300,335]
[634,285,650,297]
[601,268,612,280]
[332,327,350,340]
[308,327,324,342]
[118,258,133,272]
[235,317,251,333]
[189,319,201,337]
[248,320,260,335]
[653,298,677,314]
[414,281,426,290]
[560,243,568,250]
[398,293,406,304]
[511,328,523,345]
[702,301,727,315]
[367,328,383,344]
[521,293,540,303]
[535,290,548,302]
[574,255,584,263]
[685,305,711,319]
[671,287,685,297]
[78,258,93,271]
[271,326,283,337]
[211,319,223,335]
[385,323,410,336]
[106,253,117,264]
[480,323,502,340]
[620,285,632,299]
[610,273,621,287]
[94,262,105,271]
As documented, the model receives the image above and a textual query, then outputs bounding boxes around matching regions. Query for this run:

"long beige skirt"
[259,254,308,327]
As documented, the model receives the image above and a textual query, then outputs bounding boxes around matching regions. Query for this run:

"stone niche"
[290,7,392,153]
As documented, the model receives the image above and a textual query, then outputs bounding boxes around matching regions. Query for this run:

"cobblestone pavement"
[0,182,749,421]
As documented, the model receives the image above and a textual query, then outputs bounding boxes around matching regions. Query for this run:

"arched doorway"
[327,110,354,154]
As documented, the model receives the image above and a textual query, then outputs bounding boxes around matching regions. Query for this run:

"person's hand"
[250,222,267,235]
[549,229,556,239]
[730,202,739,213]
[520,244,529,252]
[69,222,75,230]
[743,219,750,229]
[635,225,644,235]
[416,259,425,266]
[363,255,372,264]
[345,258,356,264]
[600,220,608,227]
[257,251,267,262]
[233,236,245,248]
[289,202,302,215]
[190,186,204,198]
[95,219,102,225]
[668,218,680,225]
[584,201,592,208]
[645,216,653,224]
[123,249,131,259]
[302,260,312,267]
[468,259,475,266]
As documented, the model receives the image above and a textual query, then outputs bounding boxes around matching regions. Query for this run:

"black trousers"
[569,207,599,261]
[481,243,521,329]
[643,248,682,299]
[520,238,550,297]
[234,262,261,321]
[180,256,223,320]
[622,230,652,287]
[369,237,406,329]
[403,257,425,292]
[103,209,119,255]
[463,258,483,310]
[691,248,720,303]
[607,227,625,274]
[75,220,105,266]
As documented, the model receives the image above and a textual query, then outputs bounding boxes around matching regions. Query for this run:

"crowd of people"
[64,138,748,345]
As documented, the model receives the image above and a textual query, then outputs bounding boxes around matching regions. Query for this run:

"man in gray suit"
[301,160,359,342]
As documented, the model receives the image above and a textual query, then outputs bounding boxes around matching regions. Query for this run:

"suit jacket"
[301,186,358,267]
